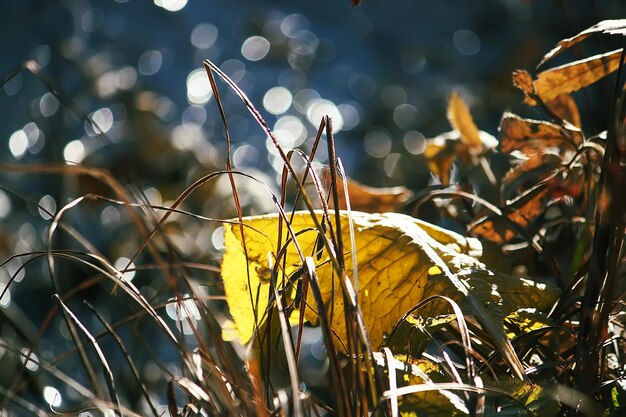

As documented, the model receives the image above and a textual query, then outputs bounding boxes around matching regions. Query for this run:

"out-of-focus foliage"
[0,1,625,416]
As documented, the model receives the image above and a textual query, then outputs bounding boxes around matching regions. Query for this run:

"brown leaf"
[447,91,482,150]
[533,49,626,102]
[327,174,414,213]
[502,151,562,190]
[512,69,538,105]
[423,132,458,186]
[545,94,582,129]
[539,19,626,67]
[470,186,549,244]
[424,129,497,186]
[498,112,581,154]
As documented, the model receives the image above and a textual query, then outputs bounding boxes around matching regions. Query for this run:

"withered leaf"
[539,19,626,67]
[327,174,414,213]
[424,130,497,186]
[512,69,538,105]
[470,185,549,244]
[533,49,626,102]
[423,132,457,186]
[502,151,562,192]
[447,91,482,150]
[498,112,581,154]
[545,93,582,129]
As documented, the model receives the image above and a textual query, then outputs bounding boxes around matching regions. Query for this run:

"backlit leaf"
[424,132,457,186]
[326,173,413,213]
[502,151,562,192]
[504,308,555,340]
[424,130,497,186]
[373,352,469,416]
[512,69,538,105]
[222,211,482,347]
[545,94,582,129]
[533,49,626,102]
[470,186,548,244]
[221,210,559,371]
[539,19,626,67]
[447,91,482,150]
[498,112,581,154]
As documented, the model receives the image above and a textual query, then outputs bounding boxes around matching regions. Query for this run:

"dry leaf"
[512,69,538,105]
[221,211,558,353]
[545,93,582,129]
[539,19,626,67]
[424,130,497,186]
[470,186,548,244]
[502,151,562,190]
[324,172,413,213]
[423,132,458,186]
[498,112,581,153]
[533,49,626,102]
[447,91,482,150]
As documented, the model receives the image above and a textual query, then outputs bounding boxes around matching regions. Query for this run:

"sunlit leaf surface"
[221,211,559,352]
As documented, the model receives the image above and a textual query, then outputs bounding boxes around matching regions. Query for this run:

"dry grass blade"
[538,19,626,67]
[270,268,303,417]
[86,302,160,417]
[0,341,146,417]
[1,61,112,145]
[533,49,626,101]
[382,347,399,417]
[54,295,122,416]
[304,257,351,417]
[0,163,177,289]
[576,48,626,397]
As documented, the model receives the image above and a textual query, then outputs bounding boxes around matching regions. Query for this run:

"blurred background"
[0,0,624,414]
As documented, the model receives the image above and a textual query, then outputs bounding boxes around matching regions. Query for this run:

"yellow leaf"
[447,91,482,150]
[221,210,558,359]
[533,49,626,102]
[222,211,483,347]
[504,308,555,340]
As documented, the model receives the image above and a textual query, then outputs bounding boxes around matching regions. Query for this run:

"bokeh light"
[241,36,270,61]
[263,86,293,115]
[186,68,213,105]
[63,140,85,164]
[191,23,218,49]
[43,386,62,407]
[403,130,426,155]
[154,0,188,12]
[0,189,12,218]
[453,29,481,56]
[38,195,56,220]
[20,349,39,372]
[114,257,136,282]
[306,98,343,131]
[138,50,163,75]
[364,129,392,158]
[8,129,28,159]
